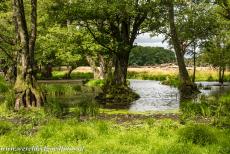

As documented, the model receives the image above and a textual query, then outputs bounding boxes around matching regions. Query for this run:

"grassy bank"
[0,109,229,154]
[0,102,229,154]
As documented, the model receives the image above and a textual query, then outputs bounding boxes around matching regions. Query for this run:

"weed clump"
[178,124,217,146]
[73,97,99,117]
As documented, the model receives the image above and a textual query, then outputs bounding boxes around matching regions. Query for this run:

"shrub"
[3,90,15,110]
[178,124,217,146]
[44,98,67,117]
[0,82,9,93]
[0,121,12,135]
[0,76,10,93]
[86,79,104,88]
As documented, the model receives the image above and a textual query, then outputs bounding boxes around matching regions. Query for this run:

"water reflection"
[129,80,230,112]
[129,80,179,112]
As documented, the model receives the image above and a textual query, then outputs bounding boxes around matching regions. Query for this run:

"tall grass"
[127,68,230,82]
[180,91,230,127]
[41,84,81,97]
[0,118,229,154]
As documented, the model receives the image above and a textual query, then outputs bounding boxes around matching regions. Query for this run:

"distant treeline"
[129,46,176,66]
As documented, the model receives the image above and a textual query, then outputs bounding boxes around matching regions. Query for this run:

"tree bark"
[13,0,44,110]
[113,51,129,86]
[167,0,198,97]
[86,55,100,79]
[98,53,113,80]
[219,66,225,84]
[192,43,196,83]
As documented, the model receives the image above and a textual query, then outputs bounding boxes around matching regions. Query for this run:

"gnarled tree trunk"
[13,0,44,110]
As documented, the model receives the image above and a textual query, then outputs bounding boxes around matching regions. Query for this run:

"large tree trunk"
[98,49,139,106]
[13,0,44,110]
[168,0,199,98]
[112,51,129,86]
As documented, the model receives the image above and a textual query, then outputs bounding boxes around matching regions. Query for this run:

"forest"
[0,0,230,153]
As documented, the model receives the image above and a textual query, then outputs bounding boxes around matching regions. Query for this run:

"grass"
[0,114,229,154]
[85,79,105,88]
[127,67,230,82]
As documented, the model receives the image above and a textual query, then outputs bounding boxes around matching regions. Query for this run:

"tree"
[216,0,230,20]
[50,0,163,103]
[13,0,45,110]
[174,2,218,83]
[36,25,85,79]
[129,46,175,66]
[201,12,230,84]
[166,0,200,97]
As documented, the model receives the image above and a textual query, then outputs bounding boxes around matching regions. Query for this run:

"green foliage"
[0,82,9,93]
[3,90,15,110]
[0,76,9,93]
[129,46,175,66]
[178,124,217,146]
[86,79,104,88]
[0,77,15,111]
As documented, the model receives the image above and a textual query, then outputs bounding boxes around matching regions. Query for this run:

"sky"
[134,33,169,49]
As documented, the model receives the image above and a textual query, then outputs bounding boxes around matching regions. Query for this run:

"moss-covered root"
[14,77,45,110]
[96,85,139,106]
[15,88,45,110]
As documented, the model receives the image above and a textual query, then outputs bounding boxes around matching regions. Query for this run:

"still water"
[128,80,230,112]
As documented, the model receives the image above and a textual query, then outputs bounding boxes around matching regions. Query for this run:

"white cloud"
[134,33,169,49]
